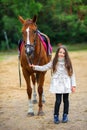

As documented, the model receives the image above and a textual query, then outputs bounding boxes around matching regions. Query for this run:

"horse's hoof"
[27,112,34,116]
[37,111,45,116]
[33,100,37,104]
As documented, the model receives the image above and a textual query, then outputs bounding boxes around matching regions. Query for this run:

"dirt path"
[0,51,87,130]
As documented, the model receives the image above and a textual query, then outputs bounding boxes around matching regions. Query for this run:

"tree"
[0,0,87,50]
[0,0,42,49]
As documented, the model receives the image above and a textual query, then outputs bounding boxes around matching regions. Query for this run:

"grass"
[0,49,18,61]
[0,43,87,61]
[52,43,87,52]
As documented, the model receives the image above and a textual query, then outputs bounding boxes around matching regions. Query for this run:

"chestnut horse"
[18,15,52,116]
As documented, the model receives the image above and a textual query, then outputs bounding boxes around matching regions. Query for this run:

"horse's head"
[18,15,37,56]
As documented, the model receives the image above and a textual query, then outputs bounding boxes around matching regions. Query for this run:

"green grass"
[0,50,18,61]
[52,43,87,52]
[0,43,87,61]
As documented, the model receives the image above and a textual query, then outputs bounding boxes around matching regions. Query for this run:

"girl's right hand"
[29,64,35,68]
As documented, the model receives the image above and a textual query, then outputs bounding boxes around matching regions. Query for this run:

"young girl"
[30,45,76,124]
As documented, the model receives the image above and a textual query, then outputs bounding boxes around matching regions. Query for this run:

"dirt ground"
[0,51,87,130]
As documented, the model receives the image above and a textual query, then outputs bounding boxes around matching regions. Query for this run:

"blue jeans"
[54,93,69,115]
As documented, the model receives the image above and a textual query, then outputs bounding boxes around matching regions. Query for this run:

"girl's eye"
[59,51,62,53]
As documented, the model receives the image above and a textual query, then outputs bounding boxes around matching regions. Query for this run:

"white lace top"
[34,59,76,94]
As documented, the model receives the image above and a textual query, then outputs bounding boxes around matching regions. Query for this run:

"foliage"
[0,0,87,50]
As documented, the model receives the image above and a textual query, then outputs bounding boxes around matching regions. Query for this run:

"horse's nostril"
[27,47,29,52]
[25,48,30,56]
[25,44,34,56]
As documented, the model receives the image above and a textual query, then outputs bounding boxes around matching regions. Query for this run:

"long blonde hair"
[52,45,73,76]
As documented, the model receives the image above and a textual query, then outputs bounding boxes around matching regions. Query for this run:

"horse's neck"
[38,32,50,43]
[35,35,46,55]
[34,36,51,64]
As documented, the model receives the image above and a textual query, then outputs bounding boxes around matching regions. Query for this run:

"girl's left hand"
[71,87,76,92]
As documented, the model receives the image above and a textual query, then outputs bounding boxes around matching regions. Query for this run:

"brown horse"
[18,15,52,116]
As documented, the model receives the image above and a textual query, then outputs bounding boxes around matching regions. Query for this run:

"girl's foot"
[54,115,60,124]
[62,114,68,123]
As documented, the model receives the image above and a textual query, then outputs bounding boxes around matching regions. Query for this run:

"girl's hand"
[29,64,35,68]
[71,86,76,93]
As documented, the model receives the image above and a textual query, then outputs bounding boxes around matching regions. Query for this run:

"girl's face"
[58,48,65,59]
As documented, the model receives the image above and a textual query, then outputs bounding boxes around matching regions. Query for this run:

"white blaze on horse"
[18,15,52,116]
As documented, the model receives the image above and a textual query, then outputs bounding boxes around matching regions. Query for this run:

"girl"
[30,45,76,124]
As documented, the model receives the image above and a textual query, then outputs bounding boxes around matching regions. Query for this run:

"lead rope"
[26,54,32,65]
[18,50,21,87]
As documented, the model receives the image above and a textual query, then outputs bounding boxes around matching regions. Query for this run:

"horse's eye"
[22,31,24,35]
[33,30,36,34]
[22,31,26,35]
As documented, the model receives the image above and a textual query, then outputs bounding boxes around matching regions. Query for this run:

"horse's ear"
[32,15,37,23]
[18,16,25,24]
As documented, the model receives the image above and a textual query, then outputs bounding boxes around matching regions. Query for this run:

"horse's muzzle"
[25,44,35,56]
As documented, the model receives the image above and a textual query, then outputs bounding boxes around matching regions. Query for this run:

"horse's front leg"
[37,73,45,116]
[31,74,37,104]
[22,69,34,116]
